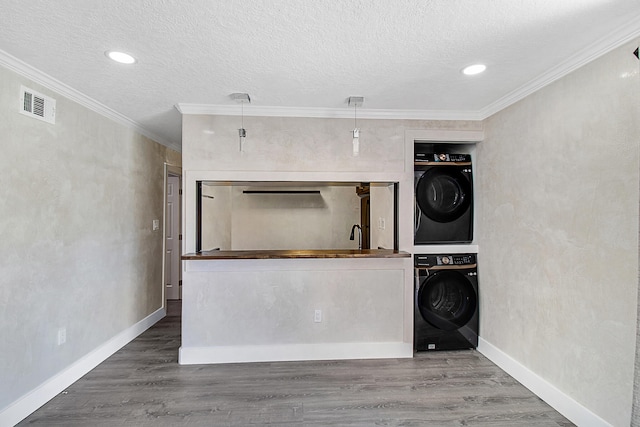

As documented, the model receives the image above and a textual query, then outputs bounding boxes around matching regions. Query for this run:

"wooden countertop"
[182,249,411,260]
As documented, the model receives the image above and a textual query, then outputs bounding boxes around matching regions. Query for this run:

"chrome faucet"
[350,224,362,250]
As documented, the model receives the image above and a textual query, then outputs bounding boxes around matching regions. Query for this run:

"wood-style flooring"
[19,301,573,426]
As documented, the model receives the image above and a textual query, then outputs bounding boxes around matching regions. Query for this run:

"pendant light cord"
[354,103,357,129]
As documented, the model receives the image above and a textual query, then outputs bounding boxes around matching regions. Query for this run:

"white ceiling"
[1,0,639,151]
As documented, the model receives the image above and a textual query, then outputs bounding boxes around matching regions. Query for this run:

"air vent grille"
[33,95,45,117]
[20,86,56,124]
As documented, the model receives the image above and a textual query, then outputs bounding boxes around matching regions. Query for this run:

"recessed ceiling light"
[105,51,136,64]
[462,64,486,76]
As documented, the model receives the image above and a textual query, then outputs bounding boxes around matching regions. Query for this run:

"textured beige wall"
[0,65,180,411]
[230,185,360,250]
[201,185,232,250]
[182,115,483,173]
[370,184,395,249]
[201,184,364,250]
[201,183,398,251]
[181,114,481,364]
[477,41,639,426]
[182,115,483,253]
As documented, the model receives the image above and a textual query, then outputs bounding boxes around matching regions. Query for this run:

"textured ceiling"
[0,0,639,150]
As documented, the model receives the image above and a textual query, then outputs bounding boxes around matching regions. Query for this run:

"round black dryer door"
[417,270,477,331]
[416,167,471,223]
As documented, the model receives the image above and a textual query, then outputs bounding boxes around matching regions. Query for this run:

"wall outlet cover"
[57,327,66,345]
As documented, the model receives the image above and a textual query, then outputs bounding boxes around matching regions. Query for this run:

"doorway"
[357,184,370,249]
[163,165,182,308]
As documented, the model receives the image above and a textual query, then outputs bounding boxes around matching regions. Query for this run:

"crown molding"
[3,10,638,151]
[0,49,181,153]
[479,13,640,120]
[175,103,484,121]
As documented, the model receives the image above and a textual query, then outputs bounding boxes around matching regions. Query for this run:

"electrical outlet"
[152,219,160,230]
[378,217,386,230]
[57,327,66,345]
[314,309,322,323]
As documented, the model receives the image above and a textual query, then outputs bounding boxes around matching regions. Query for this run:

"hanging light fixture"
[230,93,251,152]
[348,96,364,156]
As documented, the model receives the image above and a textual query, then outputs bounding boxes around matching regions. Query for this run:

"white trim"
[479,15,640,120]
[0,49,181,153]
[187,170,406,183]
[477,337,612,427]
[2,13,638,150]
[177,20,640,124]
[413,244,479,255]
[0,308,166,427]
[179,342,412,365]
[184,257,410,272]
[175,103,483,121]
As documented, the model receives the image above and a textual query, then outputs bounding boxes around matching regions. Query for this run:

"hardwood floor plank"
[18,303,573,426]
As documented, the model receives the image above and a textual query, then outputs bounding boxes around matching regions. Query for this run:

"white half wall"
[179,257,414,364]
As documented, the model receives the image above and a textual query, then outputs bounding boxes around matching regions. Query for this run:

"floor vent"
[20,86,56,124]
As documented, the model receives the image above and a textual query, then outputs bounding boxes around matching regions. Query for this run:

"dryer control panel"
[415,253,476,267]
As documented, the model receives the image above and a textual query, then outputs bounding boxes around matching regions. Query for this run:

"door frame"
[162,163,182,309]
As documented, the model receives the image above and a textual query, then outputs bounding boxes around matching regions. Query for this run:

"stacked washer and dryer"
[414,144,479,351]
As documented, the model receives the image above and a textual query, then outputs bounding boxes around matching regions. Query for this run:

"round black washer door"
[417,270,477,331]
[416,167,471,223]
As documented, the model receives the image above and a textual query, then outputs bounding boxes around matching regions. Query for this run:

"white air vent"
[20,86,56,124]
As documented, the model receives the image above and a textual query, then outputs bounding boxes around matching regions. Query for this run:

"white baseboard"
[0,307,166,427]
[477,337,611,427]
[179,342,413,365]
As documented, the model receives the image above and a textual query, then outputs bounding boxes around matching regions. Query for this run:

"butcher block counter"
[182,248,410,260]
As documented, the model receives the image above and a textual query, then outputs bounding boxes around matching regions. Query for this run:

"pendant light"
[348,96,364,156]
[230,93,251,152]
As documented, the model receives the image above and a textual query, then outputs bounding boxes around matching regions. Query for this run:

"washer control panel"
[415,253,476,267]
[414,152,471,163]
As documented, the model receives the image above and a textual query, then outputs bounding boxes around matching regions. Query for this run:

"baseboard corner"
[0,307,165,427]
[477,337,612,427]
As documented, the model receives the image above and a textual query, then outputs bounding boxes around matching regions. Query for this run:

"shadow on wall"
[241,192,327,209]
